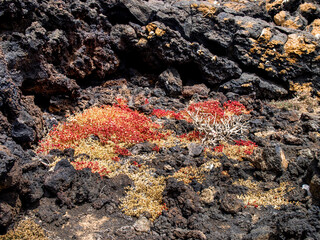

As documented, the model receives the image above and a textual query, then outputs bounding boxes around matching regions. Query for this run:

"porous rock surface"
[0,0,319,239]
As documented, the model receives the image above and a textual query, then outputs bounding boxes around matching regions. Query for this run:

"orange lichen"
[224,2,246,11]
[266,0,284,12]
[306,19,320,37]
[191,3,217,18]
[274,11,287,25]
[250,27,317,69]
[146,23,165,39]
[258,28,273,42]
[284,34,316,62]
[274,11,302,29]
[300,3,317,12]
[236,20,254,29]
[282,18,302,29]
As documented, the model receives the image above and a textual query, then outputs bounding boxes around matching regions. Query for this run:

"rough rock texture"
[0,0,320,238]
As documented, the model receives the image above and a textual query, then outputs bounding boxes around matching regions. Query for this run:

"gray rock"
[310,174,320,201]
[182,84,210,98]
[133,216,151,232]
[249,145,289,172]
[245,226,275,240]
[188,143,204,157]
[158,68,183,96]
[44,159,76,194]
[221,73,288,99]
[11,121,35,143]
[220,193,242,214]
[284,133,303,145]
[121,0,152,25]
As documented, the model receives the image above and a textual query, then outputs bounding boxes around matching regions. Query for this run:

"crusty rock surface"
[0,0,320,239]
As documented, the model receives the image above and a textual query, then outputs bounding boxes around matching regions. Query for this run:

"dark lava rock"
[158,68,183,97]
[45,157,133,207]
[278,217,317,239]
[310,173,320,203]
[166,207,188,229]
[44,159,76,194]
[11,120,35,143]
[220,193,242,214]
[221,73,288,99]
[283,133,303,145]
[244,226,275,240]
[163,119,194,136]
[173,228,207,240]
[248,145,289,172]
[0,192,21,232]
[35,198,65,224]
[302,121,319,133]
[279,110,300,122]
[19,160,47,203]
[182,84,210,98]
[130,142,155,155]
[163,178,202,218]
[0,149,20,191]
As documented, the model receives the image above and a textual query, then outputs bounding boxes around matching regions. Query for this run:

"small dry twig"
[186,108,248,146]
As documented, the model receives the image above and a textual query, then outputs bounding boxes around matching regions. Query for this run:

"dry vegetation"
[233,179,296,209]
[270,82,320,112]
[36,99,272,221]
[0,220,48,240]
